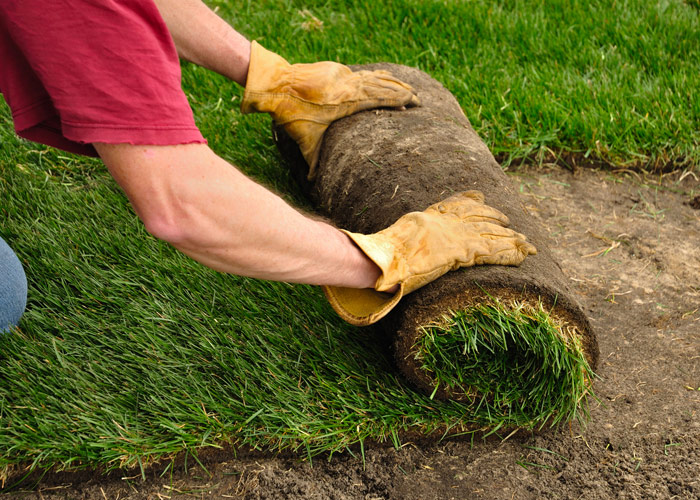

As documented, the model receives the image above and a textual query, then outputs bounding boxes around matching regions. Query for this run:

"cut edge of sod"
[411,297,596,430]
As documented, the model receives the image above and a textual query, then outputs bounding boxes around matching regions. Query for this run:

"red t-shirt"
[0,0,206,157]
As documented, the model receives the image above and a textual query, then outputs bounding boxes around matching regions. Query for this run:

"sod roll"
[274,64,599,426]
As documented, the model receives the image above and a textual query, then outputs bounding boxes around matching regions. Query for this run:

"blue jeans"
[0,237,27,333]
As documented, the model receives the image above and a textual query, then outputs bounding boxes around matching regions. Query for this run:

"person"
[0,0,535,333]
[0,237,26,334]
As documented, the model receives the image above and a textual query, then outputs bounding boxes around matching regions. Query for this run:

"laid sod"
[0,0,698,477]
[227,0,700,171]
[2,147,582,474]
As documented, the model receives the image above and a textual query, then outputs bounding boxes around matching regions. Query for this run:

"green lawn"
[0,0,698,478]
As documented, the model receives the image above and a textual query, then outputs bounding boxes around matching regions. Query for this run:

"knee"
[0,238,27,334]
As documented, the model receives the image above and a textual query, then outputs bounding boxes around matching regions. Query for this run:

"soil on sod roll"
[274,64,598,418]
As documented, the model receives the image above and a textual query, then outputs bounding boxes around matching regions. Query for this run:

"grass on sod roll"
[0,0,698,477]
[414,300,595,428]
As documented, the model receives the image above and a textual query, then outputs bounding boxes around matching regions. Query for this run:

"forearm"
[153,0,250,85]
[95,143,380,288]
[171,170,376,285]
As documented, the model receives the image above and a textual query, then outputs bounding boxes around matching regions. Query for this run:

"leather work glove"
[323,191,537,326]
[241,41,420,180]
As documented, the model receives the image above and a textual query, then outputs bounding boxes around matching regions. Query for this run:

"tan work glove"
[323,191,537,326]
[241,41,419,180]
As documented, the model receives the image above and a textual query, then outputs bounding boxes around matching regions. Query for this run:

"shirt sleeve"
[0,0,206,156]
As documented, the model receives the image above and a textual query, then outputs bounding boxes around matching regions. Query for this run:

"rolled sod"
[274,64,598,426]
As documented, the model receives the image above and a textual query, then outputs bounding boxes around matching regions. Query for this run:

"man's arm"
[95,142,381,288]
[152,0,251,85]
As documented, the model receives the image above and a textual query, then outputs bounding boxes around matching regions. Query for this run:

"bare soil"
[6,164,698,499]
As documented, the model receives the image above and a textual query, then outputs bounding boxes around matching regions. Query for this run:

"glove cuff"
[341,229,454,297]
[316,230,404,325]
[322,284,405,326]
[241,41,291,115]
[339,230,399,291]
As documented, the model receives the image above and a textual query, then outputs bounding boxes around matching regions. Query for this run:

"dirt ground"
[7,165,700,499]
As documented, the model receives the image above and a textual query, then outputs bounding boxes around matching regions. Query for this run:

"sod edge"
[412,298,596,429]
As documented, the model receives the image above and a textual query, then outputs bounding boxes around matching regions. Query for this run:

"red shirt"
[0,0,206,157]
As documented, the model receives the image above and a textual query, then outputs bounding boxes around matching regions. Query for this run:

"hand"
[240,41,419,179]
[322,191,537,325]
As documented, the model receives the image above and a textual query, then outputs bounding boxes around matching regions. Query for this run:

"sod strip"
[273,64,598,413]
[0,115,583,476]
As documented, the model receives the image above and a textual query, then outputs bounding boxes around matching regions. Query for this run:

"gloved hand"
[241,41,420,180]
[322,191,537,326]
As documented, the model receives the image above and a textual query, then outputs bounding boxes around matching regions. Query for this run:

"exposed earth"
[6,164,700,499]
